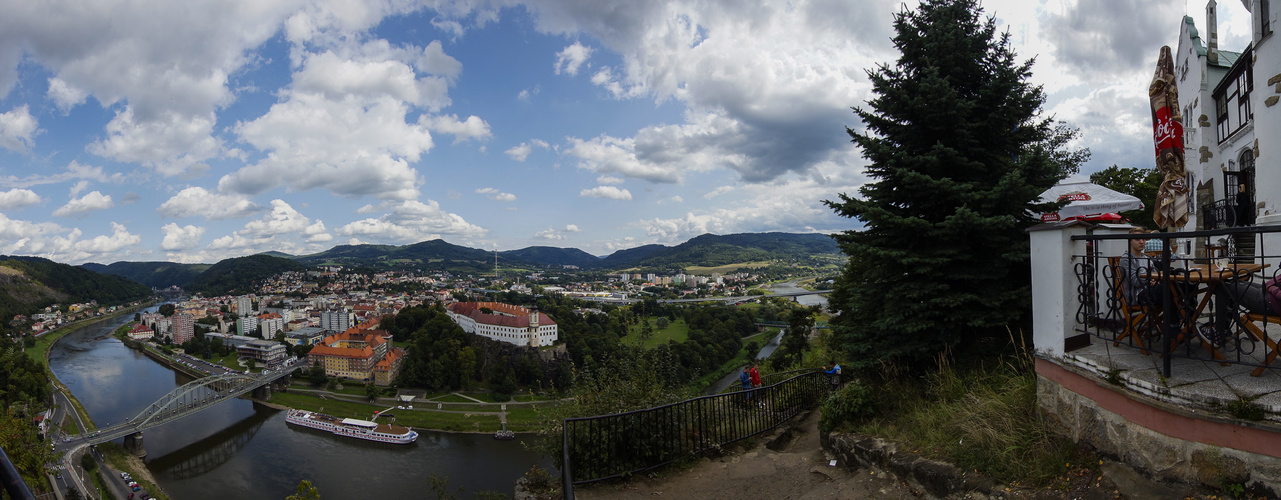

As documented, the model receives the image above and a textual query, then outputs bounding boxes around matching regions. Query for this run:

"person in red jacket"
[748,362,761,388]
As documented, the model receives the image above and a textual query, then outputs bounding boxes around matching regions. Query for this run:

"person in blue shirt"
[739,365,753,406]
[824,361,842,388]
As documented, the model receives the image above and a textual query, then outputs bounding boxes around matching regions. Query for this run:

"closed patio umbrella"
[1149,45,1189,229]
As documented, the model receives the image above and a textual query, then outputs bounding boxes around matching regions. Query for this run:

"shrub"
[820,383,878,432]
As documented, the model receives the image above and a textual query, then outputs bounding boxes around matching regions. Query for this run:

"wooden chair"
[1106,257,1151,354]
[1238,313,1281,377]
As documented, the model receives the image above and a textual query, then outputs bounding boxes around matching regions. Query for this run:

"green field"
[685,261,773,274]
[622,317,690,348]
[267,392,541,432]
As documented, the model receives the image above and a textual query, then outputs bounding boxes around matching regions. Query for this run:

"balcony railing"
[1071,225,1281,378]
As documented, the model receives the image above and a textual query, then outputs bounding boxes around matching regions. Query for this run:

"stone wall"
[1038,370,1281,495]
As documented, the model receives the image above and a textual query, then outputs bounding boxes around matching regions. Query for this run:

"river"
[49,308,552,499]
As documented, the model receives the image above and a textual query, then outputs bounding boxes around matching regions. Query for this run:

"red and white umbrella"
[1036,181,1144,222]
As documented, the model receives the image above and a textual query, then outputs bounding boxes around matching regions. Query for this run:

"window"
[1216,59,1254,143]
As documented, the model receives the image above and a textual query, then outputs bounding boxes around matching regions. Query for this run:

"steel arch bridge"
[65,364,304,446]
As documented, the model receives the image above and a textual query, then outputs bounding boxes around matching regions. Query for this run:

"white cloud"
[476,187,516,202]
[1,218,142,265]
[595,175,624,185]
[517,85,540,101]
[0,161,125,189]
[88,108,219,177]
[505,139,550,161]
[291,49,451,109]
[580,186,632,200]
[0,105,37,151]
[422,114,491,143]
[566,135,681,183]
[304,220,332,242]
[68,180,89,198]
[46,78,88,113]
[533,227,565,240]
[564,224,580,232]
[334,199,486,244]
[223,89,430,200]
[157,187,261,219]
[52,191,113,218]
[160,223,205,251]
[240,199,312,236]
[555,42,593,75]
[0,188,41,210]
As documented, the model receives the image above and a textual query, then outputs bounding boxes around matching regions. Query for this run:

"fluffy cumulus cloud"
[516,0,892,183]
[476,187,516,202]
[504,139,550,162]
[241,199,312,236]
[533,224,581,240]
[52,191,113,218]
[0,0,310,176]
[580,186,632,200]
[422,114,491,143]
[0,188,41,210]
[0,161,125,190]
[1,217,142,264]
[157,187,261,219]
[334,199,486,244]
[554,42,593,75]
[200,199,323,257]
[160,223,205,251]
[0,105,37,151]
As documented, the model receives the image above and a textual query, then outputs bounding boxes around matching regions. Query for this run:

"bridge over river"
[58,361,305,456]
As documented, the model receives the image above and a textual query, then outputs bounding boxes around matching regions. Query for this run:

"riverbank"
[37,300,156,430]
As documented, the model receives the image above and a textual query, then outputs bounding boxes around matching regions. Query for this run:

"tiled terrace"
[1061,339,1281,418]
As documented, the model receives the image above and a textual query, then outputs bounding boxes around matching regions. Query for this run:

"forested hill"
[81,261,209,289]
[0,256,152,332]
[189,254,306,297]
[628,233,840,268]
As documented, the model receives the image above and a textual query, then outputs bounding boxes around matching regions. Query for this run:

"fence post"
[561,419,575,500]
[1029,221,1091,358]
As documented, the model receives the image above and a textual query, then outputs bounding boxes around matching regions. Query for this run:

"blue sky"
[0,0,1255,264]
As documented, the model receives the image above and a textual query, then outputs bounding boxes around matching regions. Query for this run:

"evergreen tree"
[825,0,1087,368]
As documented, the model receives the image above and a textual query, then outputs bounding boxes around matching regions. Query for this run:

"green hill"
[634,233,839,268]
[0,256,152,334]
[189,254,306,296]
[80,261,209,289]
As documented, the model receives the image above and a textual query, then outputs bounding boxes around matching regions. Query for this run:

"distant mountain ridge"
[78,232,840,292]
[0,256,152,333]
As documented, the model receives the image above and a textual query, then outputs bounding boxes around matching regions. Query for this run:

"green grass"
[834,352,1087,487]
[99,442,168,500]
[267,392,541,432]
[622,317,691,348]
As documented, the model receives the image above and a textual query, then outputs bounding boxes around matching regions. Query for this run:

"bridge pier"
[252,385,272,400]
[123,432,146,458]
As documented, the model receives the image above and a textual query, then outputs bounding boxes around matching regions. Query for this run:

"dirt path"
[573,410,920,500]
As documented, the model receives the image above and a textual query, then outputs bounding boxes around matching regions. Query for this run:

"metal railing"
[560,370,831,498]
[0,445,36,500]
[1072,225,1281,378]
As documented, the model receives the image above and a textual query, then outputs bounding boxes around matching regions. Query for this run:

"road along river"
[49,308,552,499]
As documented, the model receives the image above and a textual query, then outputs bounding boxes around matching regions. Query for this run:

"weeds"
[834,334,1084,486]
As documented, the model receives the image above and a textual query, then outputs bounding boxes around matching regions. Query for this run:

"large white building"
[1176,0,1281,254]
[320,309,351,332]
[446,302,558,347]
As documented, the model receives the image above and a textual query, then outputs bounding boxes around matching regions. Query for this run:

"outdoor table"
[1153,263,1267,360]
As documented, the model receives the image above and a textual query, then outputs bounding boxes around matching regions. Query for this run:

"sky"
[0,0,1256,265]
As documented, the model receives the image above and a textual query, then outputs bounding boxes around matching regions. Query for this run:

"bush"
[820,383,878,432]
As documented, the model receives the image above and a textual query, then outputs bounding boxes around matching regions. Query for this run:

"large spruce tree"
[825,0,1087,368]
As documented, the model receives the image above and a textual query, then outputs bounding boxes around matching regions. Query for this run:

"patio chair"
[1106,257,1152,354]
[1236,312,1281,377]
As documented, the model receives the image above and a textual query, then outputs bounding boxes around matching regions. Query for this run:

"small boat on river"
[285,409,418,444]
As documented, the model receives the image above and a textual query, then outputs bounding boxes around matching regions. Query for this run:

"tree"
[825,0,1087,369]
[286,479,321,500]
[80,452,97,472]
[365,382,379,402]
[66,487,83,500]
[1090,164,1162,230]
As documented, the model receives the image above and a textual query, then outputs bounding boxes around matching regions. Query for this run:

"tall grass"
[827,339,1084,486]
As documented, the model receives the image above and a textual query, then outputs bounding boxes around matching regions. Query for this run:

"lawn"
[267,392,541,432]
[622,317,690,348]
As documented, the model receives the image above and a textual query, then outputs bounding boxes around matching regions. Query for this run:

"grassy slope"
[621,317,691,348]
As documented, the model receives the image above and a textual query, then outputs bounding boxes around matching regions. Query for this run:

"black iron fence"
[0,445,36,500]
[1072,225,1281,378]
[560,370,831,497]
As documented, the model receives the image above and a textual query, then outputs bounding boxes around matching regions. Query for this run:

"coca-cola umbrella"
[1149,45,1189,229]
[1036,181,1144,222]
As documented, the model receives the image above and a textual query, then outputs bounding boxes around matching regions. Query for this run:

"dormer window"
[1214,47,1254,143]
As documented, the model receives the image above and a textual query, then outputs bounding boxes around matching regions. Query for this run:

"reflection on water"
[50,308,553,498]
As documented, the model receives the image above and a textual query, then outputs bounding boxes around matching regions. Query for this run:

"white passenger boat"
[285,409,418,444]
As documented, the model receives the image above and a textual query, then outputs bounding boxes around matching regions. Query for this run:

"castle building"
[445,302,558,347]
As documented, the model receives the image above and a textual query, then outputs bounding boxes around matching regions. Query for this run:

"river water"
[49,308,552,499]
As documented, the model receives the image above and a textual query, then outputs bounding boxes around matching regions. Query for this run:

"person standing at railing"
[749,362,761,388]
[740,365,753,406]
[824,361,841,388]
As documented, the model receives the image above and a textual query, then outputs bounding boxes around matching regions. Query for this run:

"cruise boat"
[285,409,418,444]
